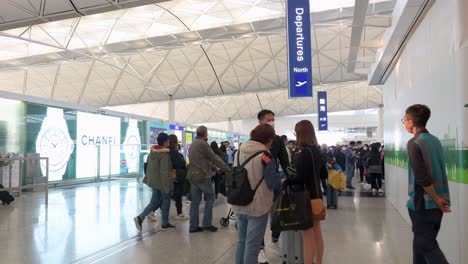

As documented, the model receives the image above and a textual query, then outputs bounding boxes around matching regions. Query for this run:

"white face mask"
[342,147,346,151]
[266,121,275,128]
[363,147,368,150]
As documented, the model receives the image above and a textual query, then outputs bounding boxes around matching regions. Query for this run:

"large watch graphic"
[123,119,141,173]
[36,107,74,181]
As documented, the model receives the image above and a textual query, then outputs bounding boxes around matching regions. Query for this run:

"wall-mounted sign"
[76,112,120,178]
[35,107,74,181]
[287,0,313,97]
[318,91,328,131]
[185,131,193,161]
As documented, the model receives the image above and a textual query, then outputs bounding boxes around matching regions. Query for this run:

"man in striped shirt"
[403,104,451,264]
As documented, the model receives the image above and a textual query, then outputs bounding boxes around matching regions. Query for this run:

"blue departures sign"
[287,0,313,97]
[318,91,328,131]
[170,124,184,131]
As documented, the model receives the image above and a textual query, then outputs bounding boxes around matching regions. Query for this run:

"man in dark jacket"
[188,126,231,233]
[256,109,290,263]
[257,110,290,174]
[355,141,367,183]
[334,144,347,171]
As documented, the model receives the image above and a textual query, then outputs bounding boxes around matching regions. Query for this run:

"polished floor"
[0,178,412,264]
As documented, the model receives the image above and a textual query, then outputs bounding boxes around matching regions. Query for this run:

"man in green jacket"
[403,104,451,264]
[134,133,175,232]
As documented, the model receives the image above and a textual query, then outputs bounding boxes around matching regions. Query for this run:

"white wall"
[383,0,467,263]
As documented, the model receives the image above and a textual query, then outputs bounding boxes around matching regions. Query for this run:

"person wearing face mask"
[256,109,290,263]
[334,144,347,173]
[344,141,357,190]
[357,143,369,184]
[354,141,365,183]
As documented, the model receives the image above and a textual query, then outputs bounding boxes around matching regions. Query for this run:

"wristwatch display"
[123,119,141,173]
[35,107,74,181]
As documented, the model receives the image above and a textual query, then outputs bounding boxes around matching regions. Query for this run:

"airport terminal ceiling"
[0,0,393,124]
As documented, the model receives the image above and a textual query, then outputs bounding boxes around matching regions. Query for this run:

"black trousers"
[357,163,365,182]
[173,181,184,215]
[369,173,382,190]
[408,209,449,264]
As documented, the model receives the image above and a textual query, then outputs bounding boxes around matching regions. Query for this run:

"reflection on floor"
[0,179,411,264]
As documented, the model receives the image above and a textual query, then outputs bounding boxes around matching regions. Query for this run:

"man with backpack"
[256,109,290,263]
[187,126,231,233]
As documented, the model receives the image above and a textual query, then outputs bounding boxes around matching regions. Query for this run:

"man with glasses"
[403,104,450,264]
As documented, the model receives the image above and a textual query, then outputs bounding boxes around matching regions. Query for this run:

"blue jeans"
[408,209,449,264]
[139,188,171,226]
[327,184,338,207]
[345,166,355,187]
[189,180,214,230]
[235,213,269,264]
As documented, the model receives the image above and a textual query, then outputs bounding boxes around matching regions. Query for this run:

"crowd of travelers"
[134,104,451,264]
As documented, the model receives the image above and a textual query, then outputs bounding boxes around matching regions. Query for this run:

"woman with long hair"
[210,141,227,199]
[219,144,229,164]
[169,134,189,220]
[283,120,325,264]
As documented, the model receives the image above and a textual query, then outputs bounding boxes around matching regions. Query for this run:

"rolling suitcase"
[280,230,304,264]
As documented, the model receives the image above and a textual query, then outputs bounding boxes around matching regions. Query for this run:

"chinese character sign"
[318,91,328,131]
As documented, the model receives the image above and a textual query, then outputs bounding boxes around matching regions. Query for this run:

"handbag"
[270,186,313,232]
[328,169,346,190]
[306,147,326,221]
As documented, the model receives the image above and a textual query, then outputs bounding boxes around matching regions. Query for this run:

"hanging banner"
[287,0,313,98]
[318,91,328,131]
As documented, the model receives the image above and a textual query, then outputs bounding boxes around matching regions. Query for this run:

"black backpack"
[227,149,268,206]
[0,184,15,205]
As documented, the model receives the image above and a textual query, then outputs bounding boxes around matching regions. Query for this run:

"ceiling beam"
[364,16,392,27]
[0,0,170,31]
[347,0,370,73]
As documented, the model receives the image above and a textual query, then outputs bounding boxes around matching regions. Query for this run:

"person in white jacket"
[231,124,281,264]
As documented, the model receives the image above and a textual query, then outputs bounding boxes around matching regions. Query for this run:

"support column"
[377,106,384,140]
[227,117,233,132]
[169,98,175,123]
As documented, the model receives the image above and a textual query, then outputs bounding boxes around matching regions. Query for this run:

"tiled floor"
[0,178,412,264]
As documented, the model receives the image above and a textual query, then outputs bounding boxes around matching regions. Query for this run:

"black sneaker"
[161,223,176,230]
[189,227,204,233]
[202,225,218,232]
[134,216,143,232]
